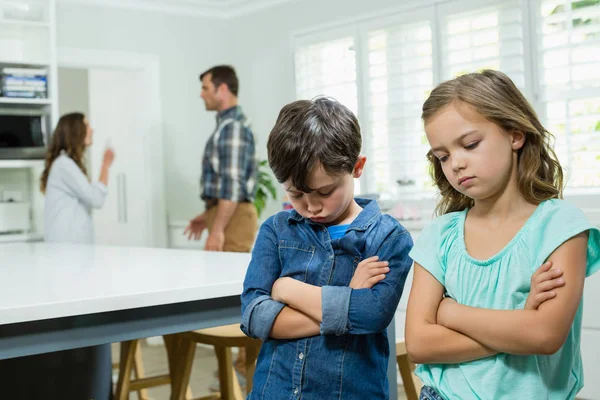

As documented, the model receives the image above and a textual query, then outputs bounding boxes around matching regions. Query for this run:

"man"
[184,65,258,391]
[185,65,258,253]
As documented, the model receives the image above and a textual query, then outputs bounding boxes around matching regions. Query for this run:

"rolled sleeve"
[241,295,286,341]
[347,228,413,334]
[320,285,352,335]
[241,217,285,342]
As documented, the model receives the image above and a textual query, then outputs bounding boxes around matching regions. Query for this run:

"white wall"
[54,0,406,222]
[55,4,231,222]
[58,67,89,117]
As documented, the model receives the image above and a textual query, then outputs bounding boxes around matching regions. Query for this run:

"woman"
[41,112,114,243]
[12,112,116,399]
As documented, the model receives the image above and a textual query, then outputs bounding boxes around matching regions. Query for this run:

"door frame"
[57,47,167,247]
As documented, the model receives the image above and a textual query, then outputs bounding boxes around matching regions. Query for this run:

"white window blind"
[365,18,434,194]
[292,0,600,197]
[537,0,600,188]
[293,35,362,193]
[294,36,359,115]
[439,0,526,88]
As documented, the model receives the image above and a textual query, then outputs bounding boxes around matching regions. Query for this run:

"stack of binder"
[0,68,48,99]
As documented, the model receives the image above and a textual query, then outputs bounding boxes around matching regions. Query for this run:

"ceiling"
[58,0,297,18]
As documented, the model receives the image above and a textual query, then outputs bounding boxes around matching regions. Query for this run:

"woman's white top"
[44,153,107,244]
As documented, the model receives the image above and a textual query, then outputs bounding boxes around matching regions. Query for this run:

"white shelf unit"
[0,0,56,242]
[0,160,45,169]
[0,232,43,243]
[0,97,51,105]
[0,18,50,28]
[0,59,50,68]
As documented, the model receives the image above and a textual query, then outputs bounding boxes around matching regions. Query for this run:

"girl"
[41,112,114,243]
[405,70,600,400]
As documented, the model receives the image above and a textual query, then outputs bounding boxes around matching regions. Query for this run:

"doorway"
[57,49,167,247]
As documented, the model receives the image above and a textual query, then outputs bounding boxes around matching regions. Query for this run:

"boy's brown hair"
[268,97,361,192]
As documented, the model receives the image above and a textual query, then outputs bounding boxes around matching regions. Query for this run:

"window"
[294,34,362,193]
[294,36,358,115]
[292,0,600,196]
[365,15,434,194]
[439,0,526,88]
[537,0,600,187]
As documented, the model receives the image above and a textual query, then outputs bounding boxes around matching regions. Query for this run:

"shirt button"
[294,388,299,395]
[299,352,304,360]
[329,255,334,260]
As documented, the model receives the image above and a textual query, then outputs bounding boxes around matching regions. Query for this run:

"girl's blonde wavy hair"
[40,112,89,193]
[422,70,563,216]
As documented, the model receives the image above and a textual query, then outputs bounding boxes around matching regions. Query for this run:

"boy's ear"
[353,155,367,178]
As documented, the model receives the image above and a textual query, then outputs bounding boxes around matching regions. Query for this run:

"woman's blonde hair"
[40,112,88,193]
[422,70,563,216]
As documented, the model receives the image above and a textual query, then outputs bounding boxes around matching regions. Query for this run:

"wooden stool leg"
[215,346,236,400]
[133,342,150,400]
[244,345,260,395]
[166,335,196,400]
[115,340,139,400]
[230,364,244,400]
[397,353,419,400]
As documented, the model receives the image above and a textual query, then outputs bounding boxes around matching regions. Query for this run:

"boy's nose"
[306,200,322,214]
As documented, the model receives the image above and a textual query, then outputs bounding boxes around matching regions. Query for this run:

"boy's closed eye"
[317,189,334,197]
[286,184,337,199]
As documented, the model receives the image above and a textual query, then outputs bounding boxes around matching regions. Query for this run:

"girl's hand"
[349,256,390,289]
[524,261,564,310]
[437,296,457,327]
[103,148,115,167]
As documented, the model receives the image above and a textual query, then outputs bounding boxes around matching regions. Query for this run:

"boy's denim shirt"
[241,198,414,400]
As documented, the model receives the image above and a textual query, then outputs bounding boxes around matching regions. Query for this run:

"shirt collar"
[216,105,242,124]
[287,198,381,232]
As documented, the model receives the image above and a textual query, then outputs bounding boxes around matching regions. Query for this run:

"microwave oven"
[0,108,50,159]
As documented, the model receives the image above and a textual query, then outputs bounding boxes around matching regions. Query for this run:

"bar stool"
[114,336,192,400]
[112,341,150,400]
[396,340,421,400]
[170,324,262,400]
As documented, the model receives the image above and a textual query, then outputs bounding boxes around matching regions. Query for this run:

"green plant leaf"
[263,179,278,199]
[253,159,277,217]
[254,195,266,217]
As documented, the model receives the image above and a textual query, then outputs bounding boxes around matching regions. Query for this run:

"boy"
[241,97,413,399]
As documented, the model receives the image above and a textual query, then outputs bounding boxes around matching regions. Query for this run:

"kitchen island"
[0,242,398,398]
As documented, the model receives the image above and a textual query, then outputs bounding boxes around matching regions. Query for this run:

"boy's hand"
[524,261,564,310]
[349,256,390,289]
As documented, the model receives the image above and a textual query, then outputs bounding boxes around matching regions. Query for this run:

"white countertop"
[0,243,250,325]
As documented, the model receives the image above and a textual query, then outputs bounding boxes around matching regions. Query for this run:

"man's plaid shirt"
[200,106,257,208]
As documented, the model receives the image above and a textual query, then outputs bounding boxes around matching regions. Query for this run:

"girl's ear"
[511,130,526,151]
